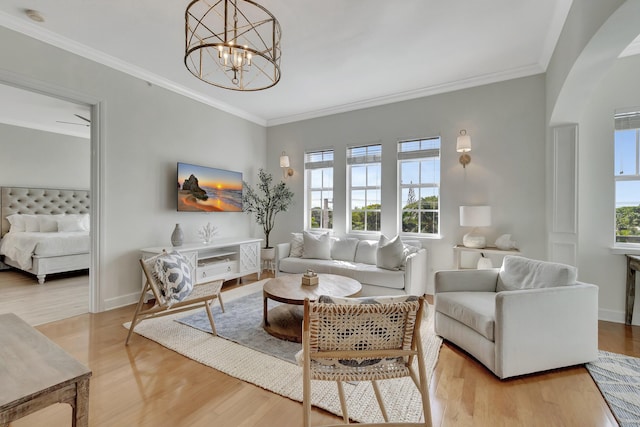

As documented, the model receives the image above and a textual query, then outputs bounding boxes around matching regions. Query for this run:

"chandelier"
[185,0,282,91]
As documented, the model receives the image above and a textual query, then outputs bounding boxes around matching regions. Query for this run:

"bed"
[0,187,90,284]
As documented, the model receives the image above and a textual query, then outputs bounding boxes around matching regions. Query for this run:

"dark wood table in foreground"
[263,273,362,342]
[0,313,92,427]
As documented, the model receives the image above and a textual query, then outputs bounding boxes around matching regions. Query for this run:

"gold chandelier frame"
[185,0,282,91]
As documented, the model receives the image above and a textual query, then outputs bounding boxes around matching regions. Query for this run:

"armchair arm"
[404,249,428,295]
[434,269,499,293]
[275,242,290,261]
[494,282,599,379]
[275,243,291,277]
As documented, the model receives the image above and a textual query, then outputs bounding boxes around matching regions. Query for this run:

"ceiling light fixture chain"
[185,0,281,91]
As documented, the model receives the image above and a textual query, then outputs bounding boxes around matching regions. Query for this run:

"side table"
[626,255,640,325]
[0,313,91,426]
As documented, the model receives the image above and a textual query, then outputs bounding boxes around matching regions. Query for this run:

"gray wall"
[267,75,547,293]
[0,27,266,310]
[0,123,90,189]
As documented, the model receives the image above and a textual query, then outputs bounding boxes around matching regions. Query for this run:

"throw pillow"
[289,232,303,257]
[152,251,194,307]
[354,240,378,264]
[38,215,60,232]
[302,231,331,260]
[23,215,40,232]
[56,216,85,232]
[400,243,422,270]
[6,214,26,232]
[496,255,578,292]
[376,234,404,270]
[330,237,359,262]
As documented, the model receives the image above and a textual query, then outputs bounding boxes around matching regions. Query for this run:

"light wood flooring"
[5,272,640,427]
[0,269,89,325]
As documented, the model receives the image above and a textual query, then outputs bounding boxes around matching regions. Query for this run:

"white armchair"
[434,256,598,379]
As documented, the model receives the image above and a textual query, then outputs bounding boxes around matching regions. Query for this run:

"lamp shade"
[279,154,290,168]
[460,206,491,227]
[456,133,471,153]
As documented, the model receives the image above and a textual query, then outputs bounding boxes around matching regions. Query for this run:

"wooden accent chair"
[301,295,432,427]
[125,251,224,345]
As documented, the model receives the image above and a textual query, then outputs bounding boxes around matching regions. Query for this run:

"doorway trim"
[0,69,103,313]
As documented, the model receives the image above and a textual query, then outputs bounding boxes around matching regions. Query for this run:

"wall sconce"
[279,151,294,178]
[456,130,471,168]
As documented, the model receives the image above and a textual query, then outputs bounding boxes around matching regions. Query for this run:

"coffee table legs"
[263,292,270,327]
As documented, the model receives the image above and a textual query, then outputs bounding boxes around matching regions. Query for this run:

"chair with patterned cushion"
[125,250,224,345]
[300,295,432,427]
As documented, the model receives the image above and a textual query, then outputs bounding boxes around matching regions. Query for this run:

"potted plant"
[242,169,294,261]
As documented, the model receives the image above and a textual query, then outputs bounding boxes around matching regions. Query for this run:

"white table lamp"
[460,206,491,248]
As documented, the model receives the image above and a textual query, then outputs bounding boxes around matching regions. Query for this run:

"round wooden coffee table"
[263,274,362,342]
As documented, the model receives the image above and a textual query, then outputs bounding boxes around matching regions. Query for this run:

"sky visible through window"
[615,130,640,208]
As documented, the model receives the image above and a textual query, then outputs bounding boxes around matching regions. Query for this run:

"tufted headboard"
[1,187,90,237]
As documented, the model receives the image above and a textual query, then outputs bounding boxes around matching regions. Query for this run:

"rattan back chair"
[301,295,432,427]
[125,252,224,345]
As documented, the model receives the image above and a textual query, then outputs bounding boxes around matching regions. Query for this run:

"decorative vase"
[171,223,184,247]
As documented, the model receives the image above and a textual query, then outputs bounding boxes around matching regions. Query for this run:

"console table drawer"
[198,260,237,283]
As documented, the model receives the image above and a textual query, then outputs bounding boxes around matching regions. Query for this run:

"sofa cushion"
[302,231,331,260]
[289,232,303,257]
[278,258,406,290]
[331,237,359,261]
[354,240,378,264]
[376,234,404,270]
[435,292,496,341]
[279,257,337,274]
[496,256,578,292]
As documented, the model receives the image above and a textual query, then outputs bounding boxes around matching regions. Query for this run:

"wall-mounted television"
[177,162,243,212]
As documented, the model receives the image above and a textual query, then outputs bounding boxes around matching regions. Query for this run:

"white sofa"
[275,233,427,296]
[434,256,598,379]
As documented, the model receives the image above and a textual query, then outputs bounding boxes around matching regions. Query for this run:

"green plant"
[242,169,294,248]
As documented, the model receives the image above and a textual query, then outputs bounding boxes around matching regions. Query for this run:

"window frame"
[397,137,441,237]
[304,149,334,231]
[347,144,382,234]
[614,111,640,247]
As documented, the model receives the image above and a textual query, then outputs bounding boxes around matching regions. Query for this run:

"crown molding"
[267,64,545,127]
[0,12,266,127]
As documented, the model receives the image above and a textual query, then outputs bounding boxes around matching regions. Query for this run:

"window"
[615,111,640,244]
[348,144,382,232]
[305,149,333,229]
[398,137,440,235]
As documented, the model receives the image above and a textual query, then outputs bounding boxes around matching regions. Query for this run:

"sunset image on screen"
[177,162,243,212]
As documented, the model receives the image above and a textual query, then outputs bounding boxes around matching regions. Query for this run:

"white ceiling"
[0,0,638,134]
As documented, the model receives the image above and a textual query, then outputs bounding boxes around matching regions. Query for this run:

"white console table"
[141,237,262,289]
[453,245,520,269]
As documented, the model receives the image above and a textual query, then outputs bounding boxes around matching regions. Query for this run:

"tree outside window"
[398,138,440,236]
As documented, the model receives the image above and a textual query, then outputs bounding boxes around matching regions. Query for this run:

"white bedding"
[0,231,90,270]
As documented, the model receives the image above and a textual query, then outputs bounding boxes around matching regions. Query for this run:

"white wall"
[267,75,547,293]
[0,27,266,310]
[0,123,90,189]
[544,0,640,324]
[578,55,640,324]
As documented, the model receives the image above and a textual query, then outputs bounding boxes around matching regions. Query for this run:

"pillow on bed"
[56,216,86,232]
[7,214,26,232]
[38,215,60,232]
[23,215,40,232]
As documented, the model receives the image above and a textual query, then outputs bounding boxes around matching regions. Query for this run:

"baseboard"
[598,308,637,325]
[103,292,139,311]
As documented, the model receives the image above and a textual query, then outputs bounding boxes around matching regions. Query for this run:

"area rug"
[586,350,640,427]
[177,289,300,363]
[124,281,442,424]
